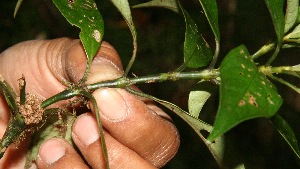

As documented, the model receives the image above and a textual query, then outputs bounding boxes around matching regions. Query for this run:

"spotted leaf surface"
[208,45,283,141]
[52,0,104,76]
[180,4,213,68]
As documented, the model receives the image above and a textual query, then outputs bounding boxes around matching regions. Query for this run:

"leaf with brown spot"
[52,0,104,82]
[208,45,283,141]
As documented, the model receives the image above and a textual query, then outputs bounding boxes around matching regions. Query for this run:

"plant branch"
[87,69,220,91]
[41,88,83,109]
[259,65,300,78]
[41,69,220,108]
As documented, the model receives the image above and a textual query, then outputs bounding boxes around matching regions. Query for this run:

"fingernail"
[38,139,66,165]
[87,58,123,84]
[94,89,129,121]
[72,114,100,146]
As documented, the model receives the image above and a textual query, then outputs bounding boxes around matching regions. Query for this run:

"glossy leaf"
[180,4,213,68]
[208,45,283,141]
[110,0,137,76]
[132,0,179,13]
[188,91,211,118]
[284,0,299,33]
[52,0,104,81]
[264,0,285,45]
[270,114,300,158]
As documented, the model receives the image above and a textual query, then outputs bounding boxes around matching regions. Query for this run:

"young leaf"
[110,0,137,76]
[284,0,299,33]
[188,91,211,118]
[208,45,283,141]
[132,0,179,13]
[180,4,213,68]
[52,0,104,81]
[270,114,300,159]
[264,0,285,45]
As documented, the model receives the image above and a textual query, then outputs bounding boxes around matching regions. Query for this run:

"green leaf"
[270,114,300,159]
[180,4,213,68]
[285,24,300,40]
[208,45,283,141]
[197,0,220,68]
[52,0,104,81]
[110,0,137,76]
[284,0,299,33]
[188,91,211,118]
[198,0,219,42]
[264,0,285,45]
[132,0,179,13]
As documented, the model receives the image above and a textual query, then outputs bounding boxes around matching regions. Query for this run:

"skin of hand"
[0,38,180,169]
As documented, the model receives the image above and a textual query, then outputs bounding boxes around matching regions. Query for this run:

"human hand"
[0,38,179,168]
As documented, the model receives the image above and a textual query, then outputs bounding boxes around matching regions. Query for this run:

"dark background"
[1,0,300,168]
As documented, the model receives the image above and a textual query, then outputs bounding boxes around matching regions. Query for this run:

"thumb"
[0,38,123,100]
[64,40,123,84]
